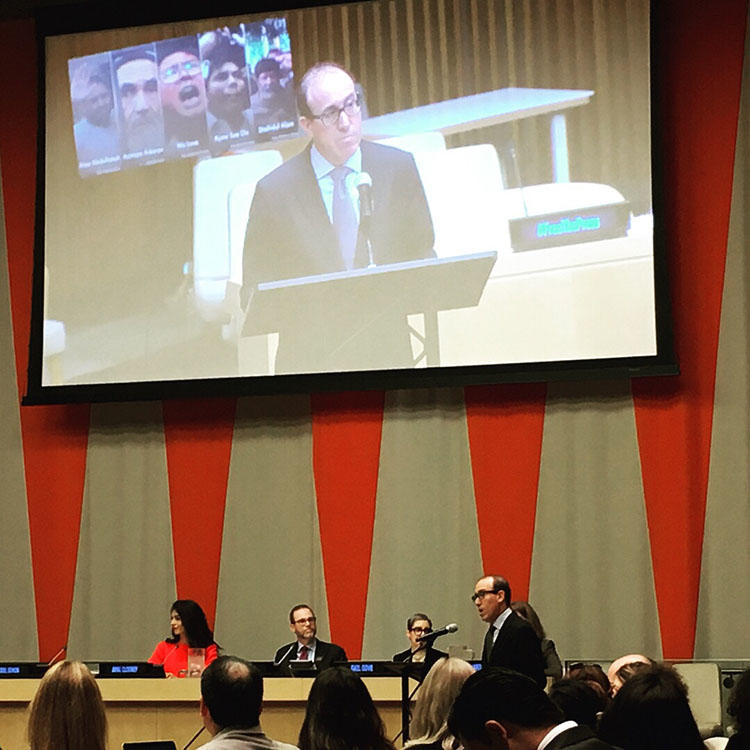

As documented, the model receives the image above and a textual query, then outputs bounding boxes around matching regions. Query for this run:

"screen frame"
[23,0,678,406]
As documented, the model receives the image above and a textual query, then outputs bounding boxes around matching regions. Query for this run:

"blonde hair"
[27,661,107,750]
[405,657,474,750]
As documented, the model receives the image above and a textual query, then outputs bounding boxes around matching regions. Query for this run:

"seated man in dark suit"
[242,61,435,374]
[393,612,448,671]
[448,666,616,750]
[473,575,546,688]
[273,604,347,671]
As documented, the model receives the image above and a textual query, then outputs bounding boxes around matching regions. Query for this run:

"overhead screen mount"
[25,0,676,405]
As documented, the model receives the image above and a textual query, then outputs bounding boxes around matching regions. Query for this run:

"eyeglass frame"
[471,587,501,602]
[408,626,433,634]
[308,91,362,128]
[293,616,317,625]
[160,59,202,84]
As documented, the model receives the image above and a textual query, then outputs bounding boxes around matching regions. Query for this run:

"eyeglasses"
[160,59,201,83]
[293,617,316,625]
[409,626,432,635]
[471,589,499,602]
[310,92,362,128]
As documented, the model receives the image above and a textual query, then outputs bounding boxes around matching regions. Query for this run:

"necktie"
[483,625,495,662]
[330,165,358,269]
[299,645,309,660]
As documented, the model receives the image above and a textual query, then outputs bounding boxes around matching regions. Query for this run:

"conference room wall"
[1,0,750,665]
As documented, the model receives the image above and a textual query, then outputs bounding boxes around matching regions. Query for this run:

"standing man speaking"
[473,575,546,688]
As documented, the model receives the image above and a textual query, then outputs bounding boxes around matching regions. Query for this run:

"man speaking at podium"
[242,61,434,374]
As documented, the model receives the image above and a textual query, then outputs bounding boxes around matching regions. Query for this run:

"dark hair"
[729,668,750,731]
[598,664,704,750]
[296,61,354,118]
[407,613,432,630]
[489,575,511,602]
[166,599,215,648]
[156,36,200,65]
[113,46,155,73]
[510,601,545,640]
[616,659,652,686]
[201,656,262,729]
[254,57,280,78]
[206,39,246,77]
[289,604,315,624]
[548,678,606,729]
[566,662,611,703]
[448,667,563,741]
[298,666,394,750]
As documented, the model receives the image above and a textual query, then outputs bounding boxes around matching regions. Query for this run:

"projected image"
[39,0,657,394]
[67,18,297,177]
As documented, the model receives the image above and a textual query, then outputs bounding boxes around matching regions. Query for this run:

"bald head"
[607,654,653,696]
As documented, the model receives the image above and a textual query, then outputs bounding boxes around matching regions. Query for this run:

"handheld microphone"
[416,623,458,643]
[354,171,373,218]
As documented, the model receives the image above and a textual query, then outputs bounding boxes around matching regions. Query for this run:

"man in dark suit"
[273,604,347,671]
[393,612,448,671]
[242,61,434,373]
[473,575,546,688]
[448,667,616,750]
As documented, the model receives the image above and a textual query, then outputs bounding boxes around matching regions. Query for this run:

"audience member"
[393,613,448,671]
[274,604,347,670]
[606,653,654,696]
[250,57,296,131]
[148,599,219,677]
[728,668,750,749]
[510,600,563,679]
[27,661,107,750]
[566,662,612,705]
[598,662,704,750]
[548,678,607,730]
[200,655,297,749]
[472,575,546,687]
[448,666,615,749]
[404,657,474,750]
[297,666,394,750]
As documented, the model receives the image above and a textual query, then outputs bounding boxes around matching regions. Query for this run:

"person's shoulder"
[256,148,311,190]
[546,725,615,749]
[393,648,411,662]
[361,138,416,164]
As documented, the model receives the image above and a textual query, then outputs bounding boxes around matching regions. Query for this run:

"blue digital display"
[350,663,374,673]
[111,665,139,673]
[0,667,20,674]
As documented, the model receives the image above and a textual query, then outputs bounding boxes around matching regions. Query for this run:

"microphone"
[354,171,373,218]
[273,643,296,666]
[416,623,458,643]
[183,726,205,750]
[47,644,67,666]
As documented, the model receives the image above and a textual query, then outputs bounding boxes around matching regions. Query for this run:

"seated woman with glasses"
[393,613,448,671]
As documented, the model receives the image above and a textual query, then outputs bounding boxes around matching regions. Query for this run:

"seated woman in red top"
[148,599,219,677]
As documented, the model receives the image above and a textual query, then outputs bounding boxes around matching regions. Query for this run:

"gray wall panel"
[67,402,176,660]
[531,380,662,662]
[362,388,485,660]
[0,164,38,660]
[215,395,330,660]
[696,12,750,658]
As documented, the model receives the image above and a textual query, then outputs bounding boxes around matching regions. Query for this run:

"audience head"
[28,661,107,750]
[168,599,214,647]
[472,575,511,624]
[406,657,474,750]
[729,668,750,735]
[548,677,606,730]
[298,666,393,750]
[565,662,611,704]
[200,656,262,734]
[510,601,545,640]
[448,667,563,750]
[598,663,704,750]
[606,653,654,696]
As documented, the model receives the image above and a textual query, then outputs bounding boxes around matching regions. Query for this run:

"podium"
[242,251,498,372]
